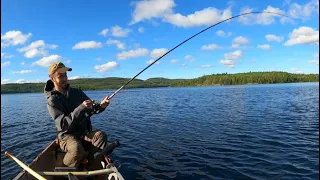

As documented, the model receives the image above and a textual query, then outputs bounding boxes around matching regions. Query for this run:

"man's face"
[51,72,68,89]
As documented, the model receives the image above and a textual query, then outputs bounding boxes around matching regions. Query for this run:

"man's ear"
[50,76,55,83]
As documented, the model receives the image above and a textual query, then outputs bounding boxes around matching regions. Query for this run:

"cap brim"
[56,67,72,73]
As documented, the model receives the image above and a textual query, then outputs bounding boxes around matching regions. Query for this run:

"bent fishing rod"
[106,11,288,100]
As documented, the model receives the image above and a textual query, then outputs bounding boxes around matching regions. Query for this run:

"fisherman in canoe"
[44,62,110,170]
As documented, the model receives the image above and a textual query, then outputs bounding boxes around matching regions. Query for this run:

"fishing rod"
[106,11,288,100]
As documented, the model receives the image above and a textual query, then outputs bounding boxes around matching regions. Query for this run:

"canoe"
[10,139,124,180]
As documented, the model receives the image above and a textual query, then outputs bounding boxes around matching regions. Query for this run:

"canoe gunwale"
[13,140,57,180]
[38,168,114,176]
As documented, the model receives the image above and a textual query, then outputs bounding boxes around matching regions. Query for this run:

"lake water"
[1,83,319,180]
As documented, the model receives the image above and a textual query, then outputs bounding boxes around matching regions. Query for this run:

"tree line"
[1,71,318,94]
[170,71,319,86]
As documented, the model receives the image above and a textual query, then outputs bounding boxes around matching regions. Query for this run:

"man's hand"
[82,99,93,109]
[100,96,110,108]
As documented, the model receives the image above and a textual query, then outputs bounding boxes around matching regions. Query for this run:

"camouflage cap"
[48,62,72,76]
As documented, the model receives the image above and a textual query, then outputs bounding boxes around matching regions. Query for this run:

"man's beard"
[61,81,68,88]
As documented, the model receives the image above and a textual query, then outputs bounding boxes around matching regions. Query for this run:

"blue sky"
[1,0,319,84]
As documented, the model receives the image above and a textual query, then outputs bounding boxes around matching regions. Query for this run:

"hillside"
[1,72,318,94]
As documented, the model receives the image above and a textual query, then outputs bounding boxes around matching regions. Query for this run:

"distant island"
[1,71,319,94]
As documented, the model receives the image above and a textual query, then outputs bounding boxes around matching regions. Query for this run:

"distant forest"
[1,71,318,94]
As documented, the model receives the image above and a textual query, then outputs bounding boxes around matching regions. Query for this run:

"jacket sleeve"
[47,98,88,132]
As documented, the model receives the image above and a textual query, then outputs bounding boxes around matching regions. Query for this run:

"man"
[44,62,110,169]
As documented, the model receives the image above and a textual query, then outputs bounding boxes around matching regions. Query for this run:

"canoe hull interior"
[12,140,115,180]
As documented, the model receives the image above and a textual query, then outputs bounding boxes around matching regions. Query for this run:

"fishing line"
[106,11,288,100]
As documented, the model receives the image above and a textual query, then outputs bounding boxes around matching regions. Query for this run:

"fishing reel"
[89,100,102,114]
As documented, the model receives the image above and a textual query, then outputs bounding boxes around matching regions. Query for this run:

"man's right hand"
[82,99,93,109]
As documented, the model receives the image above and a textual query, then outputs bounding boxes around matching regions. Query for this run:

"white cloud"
[216,30,232,37]
[31,79,47,83]
[69,75,91,80]
[284,0,291,5]
[238,7,254,24]
[32,55,62,67]
[232,36,249,48]
[20,61,25,65]
[220,59,235,68]
[216,30,226,36]
[200,65,213,68]
[12,70,32,74]
[99,26,131,37]
[1,79,11,84]
[96,57,102,61]
[224,50,244,59]
[138,27,144,33]
[99,29,109,37]
[72,41,103,50]
[130,0,233,28]
[16,79,27,84]
[130,0,175,24]
[314,52,319,58]
[184,55,195,62]
[308,60,319,65]
[1,78,45,84]
[163,7,232,28]
[288,0,319,20]
[25,48,47,58]
[220,50,244,68]
[258,6,286,25]
[201,44,221,50]
[111,26,131,37]
[238,6,286,25]
[17,40,57,58]
[1,30,32,47]
[116,48,149,60]
[146,59,160,65]
[291,68,303,73]
[1,52,13,59]
[150,48,168,59]
[106,39,126,50]
[170,59,178,64]
[181,64,187,68]
[265,34,283,42]
[47,44,58,49]
[94,61,119,73]
[64,60,71,64]
[1,61,10,68]
[284,26,319,46]
[257,44,271,50]
[68,76,81,80]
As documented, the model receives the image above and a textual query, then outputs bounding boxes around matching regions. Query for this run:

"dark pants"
[59,130,108,169]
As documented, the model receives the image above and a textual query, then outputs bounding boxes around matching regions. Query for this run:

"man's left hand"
[100,96,110,108]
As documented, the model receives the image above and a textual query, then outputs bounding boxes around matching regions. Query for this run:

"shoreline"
[1,81,318,95]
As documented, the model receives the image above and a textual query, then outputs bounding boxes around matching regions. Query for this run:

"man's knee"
[68,142,86,156]
[63,144,87,167]
[93,130,107,142]
[92,130,107,149]
[60,137,87,167]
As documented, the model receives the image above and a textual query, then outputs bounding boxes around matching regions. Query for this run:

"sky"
[1,0,319,84]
